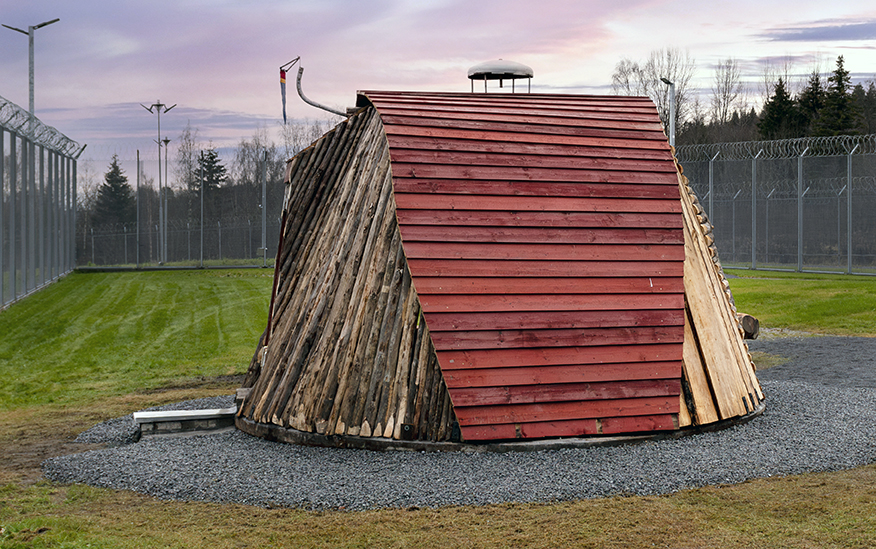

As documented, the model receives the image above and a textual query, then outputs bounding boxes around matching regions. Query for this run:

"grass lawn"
[1,268,876,548]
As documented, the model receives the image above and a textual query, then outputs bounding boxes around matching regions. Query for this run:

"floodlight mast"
[660,77,675,148]
[141,100,176,264]
[2,17,60,136]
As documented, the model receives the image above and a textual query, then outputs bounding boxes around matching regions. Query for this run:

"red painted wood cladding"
[360,91,685,441]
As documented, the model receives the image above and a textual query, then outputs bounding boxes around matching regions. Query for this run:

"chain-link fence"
[676,135,876,274]
[1,94,82,309]
[76,146,288,269]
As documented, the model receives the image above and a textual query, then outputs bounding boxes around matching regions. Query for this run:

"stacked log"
[675,156,763,427]
[239,108,456,442]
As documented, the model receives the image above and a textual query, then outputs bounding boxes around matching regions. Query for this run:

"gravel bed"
[74,395,235,446]
[43,337,876,511]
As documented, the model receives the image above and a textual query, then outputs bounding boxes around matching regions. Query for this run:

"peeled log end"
[737,313,760,340]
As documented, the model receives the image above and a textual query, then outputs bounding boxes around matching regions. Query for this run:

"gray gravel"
[43,336,876,511]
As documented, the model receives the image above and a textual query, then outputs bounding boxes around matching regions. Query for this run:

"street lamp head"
[1,23,28,35]
[660,77,673,86]
[33,18,60,30]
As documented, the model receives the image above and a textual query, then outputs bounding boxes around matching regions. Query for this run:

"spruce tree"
[198,148,227,191]
[93,154,136,228]
[758,78,802,140]
[798,71,826,136]
[814,56,860,136]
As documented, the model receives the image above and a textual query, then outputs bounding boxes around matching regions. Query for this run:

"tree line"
[612,49,876,145]
[78,117,335,236]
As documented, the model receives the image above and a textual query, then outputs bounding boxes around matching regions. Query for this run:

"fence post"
[797,147,808,272]
[199,154,204,268]
[38,145,44,284]
[0,130,4,306]
[10,135,17,300]
[751,149,762,269]
[218,220,222,261]
[262,148,268,267]
[708,151,719,223]
[847,144,859,274]
[136,151,140,269]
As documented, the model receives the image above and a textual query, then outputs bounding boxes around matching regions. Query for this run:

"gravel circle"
[43,337,876,511]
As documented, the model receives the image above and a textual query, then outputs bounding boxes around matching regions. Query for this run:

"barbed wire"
[677,134,876,162]
[0,93,84,158]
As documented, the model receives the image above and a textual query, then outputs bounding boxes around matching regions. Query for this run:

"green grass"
[2,269,876,547]
[726,269,876,336]
[0,270,272,411]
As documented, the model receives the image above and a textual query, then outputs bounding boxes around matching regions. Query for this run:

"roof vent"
[467,59,533,93]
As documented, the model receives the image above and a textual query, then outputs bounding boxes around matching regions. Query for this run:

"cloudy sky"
[2,0,875,171]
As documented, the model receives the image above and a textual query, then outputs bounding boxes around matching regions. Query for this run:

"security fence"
[76,149,286,269]
[1,94,82,309]
[676,134,876,273]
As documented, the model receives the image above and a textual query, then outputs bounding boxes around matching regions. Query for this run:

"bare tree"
[611,47,697,138]
[174,121,201,194]
[277,117,337,160]
[610,59,646,96]
[760,56,795,109]
[710,58,743,125]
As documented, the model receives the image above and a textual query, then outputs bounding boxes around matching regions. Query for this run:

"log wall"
[240,108,457,442]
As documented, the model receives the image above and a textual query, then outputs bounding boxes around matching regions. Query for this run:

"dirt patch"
[1,376,242,485]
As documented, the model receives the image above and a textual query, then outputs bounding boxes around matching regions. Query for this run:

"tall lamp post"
[140,100,175,264]
[660,77,675,148]
[2,18,59,136]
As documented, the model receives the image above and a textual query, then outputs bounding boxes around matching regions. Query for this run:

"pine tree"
[798,71,826,136]
[758,78,803,139]
[852,82,876,134]
[814,56,860,136]
[93,154,135,228]
[198,148,227,191]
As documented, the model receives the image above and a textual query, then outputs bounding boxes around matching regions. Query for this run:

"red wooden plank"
[459,413,679,440]
[399,226,684,245]
[378,114,666,143]
[442,361,682,388]
[383,124,671,151]
[461,419,599,441]
[395,194,681,213]
[601,414,678,434]
[362,90,658,108]
[391,165,678,185]
[413,276,682,295]
[450,378,681,407]
[396,210,683,229]
[437,343,683,370]
[452,395,679,426]
[420,293,684,313]
[424,309,683,332]
[374,107,666,132]
[403,242,684,261]
[378,105,663,124]
[369,97,663,117]
[393,179,679,199]
[388,149,678,174]
[406,259,683,278]
[430,325,685,351]
[385,135,673,161]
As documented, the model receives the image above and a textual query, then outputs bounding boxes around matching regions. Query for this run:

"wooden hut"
[236,91,763,447]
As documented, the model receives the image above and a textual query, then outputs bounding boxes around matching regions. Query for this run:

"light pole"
[140,100,175,264]
[660,77,675,148]
[2,18,60,136]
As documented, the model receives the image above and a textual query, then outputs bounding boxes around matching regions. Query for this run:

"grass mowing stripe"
[0,270,272,411]
[726,269,876,336]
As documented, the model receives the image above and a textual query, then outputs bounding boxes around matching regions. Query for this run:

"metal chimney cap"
[467,59,534,80]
